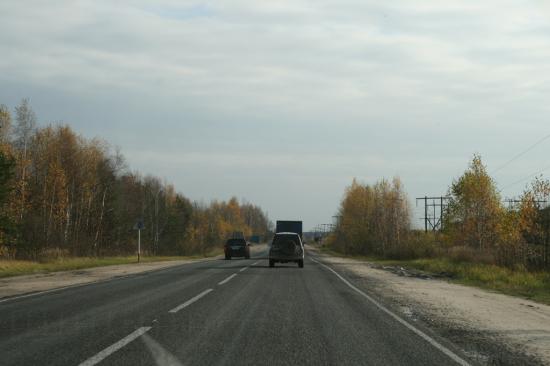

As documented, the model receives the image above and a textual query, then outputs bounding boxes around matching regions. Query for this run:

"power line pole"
[416,196,450,233]
[504,198,548,210]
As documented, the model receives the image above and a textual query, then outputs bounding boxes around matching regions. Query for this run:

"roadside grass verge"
[319,247,550,305]
[0,250,222,279]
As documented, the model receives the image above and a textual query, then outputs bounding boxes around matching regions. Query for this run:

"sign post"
[134,220,145,263]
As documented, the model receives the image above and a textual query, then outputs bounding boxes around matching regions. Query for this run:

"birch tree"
[12,99,37,222]
[445,155,502,251]
[0,104,11,143]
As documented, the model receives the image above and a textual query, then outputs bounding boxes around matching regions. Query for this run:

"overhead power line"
[499,163,550,191]
[492,133,550,175]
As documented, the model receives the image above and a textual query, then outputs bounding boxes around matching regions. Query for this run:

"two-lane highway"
[0,247,471,365]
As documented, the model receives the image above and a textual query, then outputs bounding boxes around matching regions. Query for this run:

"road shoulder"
[311,248,549,365]
[0,257,218,301]
[0,244,269,301]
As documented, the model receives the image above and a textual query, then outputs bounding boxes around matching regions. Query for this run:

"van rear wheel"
[298,259,304,268]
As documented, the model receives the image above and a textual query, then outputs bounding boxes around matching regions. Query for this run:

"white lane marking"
[168,289,213,314]
[311,258,470,366]
[252,261,260,266]
[78,327,151,366]
[218,273,237,286]
[239,267,248,272]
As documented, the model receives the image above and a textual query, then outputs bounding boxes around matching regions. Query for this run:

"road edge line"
[0,257,220,305]
[311,258,470,366]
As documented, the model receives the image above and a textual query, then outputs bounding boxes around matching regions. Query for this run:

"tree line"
[329,154,550,270]
[329,177,411,258]
[0,99,272,259]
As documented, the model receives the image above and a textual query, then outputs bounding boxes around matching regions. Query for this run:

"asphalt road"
[0,246,472,366]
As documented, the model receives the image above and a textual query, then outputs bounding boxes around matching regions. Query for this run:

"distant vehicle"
[269,232,304,268]
[275,220,303,240]
[230,231,245,239]
[249,235,261,244]
[224,238,250,260]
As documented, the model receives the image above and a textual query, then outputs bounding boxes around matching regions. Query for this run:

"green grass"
[321,247,550,305]
[0,250,222,279]
[391,258,550,304]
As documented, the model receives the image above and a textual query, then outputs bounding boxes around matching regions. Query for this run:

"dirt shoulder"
[0,257,217,300]
[312,248,550,365]
[0,244,268,301]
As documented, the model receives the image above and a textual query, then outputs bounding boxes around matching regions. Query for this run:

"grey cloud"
[1,0,549,227]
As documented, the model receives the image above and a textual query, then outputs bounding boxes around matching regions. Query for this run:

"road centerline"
[218,273,237,286]
[78,326,151,366]
[311,258,470,366]
[169,289,214,314]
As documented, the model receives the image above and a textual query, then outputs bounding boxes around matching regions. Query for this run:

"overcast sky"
[1,1,550,230]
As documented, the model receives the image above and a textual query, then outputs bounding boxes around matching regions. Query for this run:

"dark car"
[224,238,250,260]
[268,232,304,268]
